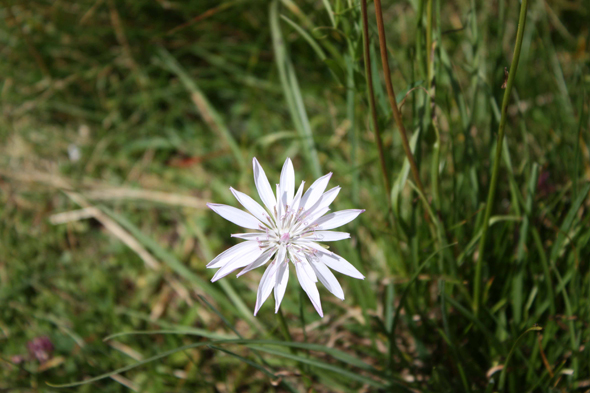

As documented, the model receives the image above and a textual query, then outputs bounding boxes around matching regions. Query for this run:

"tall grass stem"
[473,0,529,312]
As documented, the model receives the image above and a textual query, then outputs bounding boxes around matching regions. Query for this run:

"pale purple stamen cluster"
[206,158,365,317]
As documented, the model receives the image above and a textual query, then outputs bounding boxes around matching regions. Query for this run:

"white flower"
[207,158,365,317]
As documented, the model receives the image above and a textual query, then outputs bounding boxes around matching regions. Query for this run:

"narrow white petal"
[253,158,276,217]
[208,203,262,230]
[276,183,283,218]
[254,262,278,315]
[314,209,365,230]
[207,241,259,268]
[280,158,295,206]
[295,262,324,317]
[310,261,345,300]
[303,241,329,255]
[274,264,289,312]
[274,248,289,312]
[291,181,305,212]
[300,172,332,211]
[230,188,272,227]
[237,248,276,277]
[305,186,341,217]
[231,233,266,240]
[318,251,365,280]
[301,260,317,282]
[304,207,330,227]
[287,248,302,265]
[305,231,350,242]
[211,247,263,282]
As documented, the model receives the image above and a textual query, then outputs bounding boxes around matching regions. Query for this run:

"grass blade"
[270,0,321,178]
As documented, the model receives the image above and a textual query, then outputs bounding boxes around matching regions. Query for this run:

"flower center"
[279,232,291,244]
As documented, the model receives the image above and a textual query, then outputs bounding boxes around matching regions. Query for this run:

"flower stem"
[277,307,293,343]
[277,306,311,384]
[359,0,391,195]
[298,287,308,343]
[473,0,529,313]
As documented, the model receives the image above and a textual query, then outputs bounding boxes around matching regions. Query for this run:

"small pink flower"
[27,336,53,362]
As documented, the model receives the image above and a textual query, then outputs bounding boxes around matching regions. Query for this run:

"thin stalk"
[473,0,529,313]
[426,0,433,74]
[372,0,428,200]
[298,288,308,343]
[427,0,442,212]
[359,0,391,195]
[277,307,293,343]
[298,288,311,375]
[346,54,359,206]
[498,326,543,389]
[277,307,311,387]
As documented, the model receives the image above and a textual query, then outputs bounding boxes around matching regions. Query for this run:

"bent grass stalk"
[498,326,543,389]
[359,0,391,197]
[371,0,447,258]
[372,0,428,201]
[473,0,529,313]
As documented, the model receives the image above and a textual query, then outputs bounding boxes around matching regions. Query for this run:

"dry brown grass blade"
[108,340,144,361]
[166,1,241,36]
[109,374,139,392]
[80,0,106,25]
[2,168,196,305]
[1,169,206,209]
[61,192,196,306]
[85,188,207,209]
[63,191,162,271]
[49,208,100,225]
[0,169,73,190]
[107,0,146,87]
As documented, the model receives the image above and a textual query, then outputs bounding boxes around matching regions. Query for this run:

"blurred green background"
[1,0,589,391]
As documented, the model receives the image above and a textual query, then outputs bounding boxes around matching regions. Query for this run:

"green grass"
[1,0,589,391]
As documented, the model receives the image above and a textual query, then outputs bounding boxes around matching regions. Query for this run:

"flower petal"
[208,203,262,230]
[231,233,266,240]
[300,172,332,211]
[280,158,295,207]
[274,248,289,312]
[304,187,341,221]
[310,261,345,300]
[254,262,278,315]
[304,207,330,227]
[291,181,306,212]
[301,240,325,251]
[275,183,283,217]
[314,209,365,230]
[211,247,263,282]
[301,260,317,282]
[253,158,276,217]
[305,231,350,242]
[207,241,259,268]
[230,187,272,227]
[317,251,365,280]
[295,262,323,317]
[237,248,276,277]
